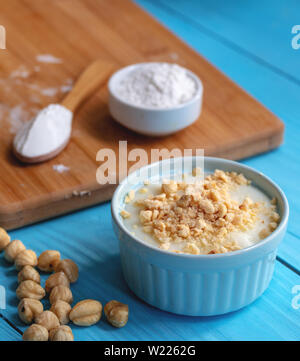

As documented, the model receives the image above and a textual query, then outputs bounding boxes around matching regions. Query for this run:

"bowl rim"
[111,156,289,259]
[108,62,203,112]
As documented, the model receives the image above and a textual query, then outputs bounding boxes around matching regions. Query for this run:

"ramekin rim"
[108,62,203,112]
[111,156,289,259]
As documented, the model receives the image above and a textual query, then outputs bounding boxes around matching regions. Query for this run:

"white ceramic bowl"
[108,63,203,136]
[111,157,289,316]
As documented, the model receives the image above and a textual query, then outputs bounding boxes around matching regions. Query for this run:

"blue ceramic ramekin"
[111,157,289,316]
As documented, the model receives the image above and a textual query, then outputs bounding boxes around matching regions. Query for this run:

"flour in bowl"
[115,63,197,108]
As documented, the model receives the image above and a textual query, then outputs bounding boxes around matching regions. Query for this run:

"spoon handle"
[61,60,115,113]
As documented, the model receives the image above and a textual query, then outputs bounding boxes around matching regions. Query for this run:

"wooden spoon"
[13,60,115,164]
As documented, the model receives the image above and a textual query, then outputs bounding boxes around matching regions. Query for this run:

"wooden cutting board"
[0,0,284,230]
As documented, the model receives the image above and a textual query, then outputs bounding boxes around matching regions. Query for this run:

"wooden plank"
[137,0,300,272]
[0,0,283,230]
[0,205,299,341]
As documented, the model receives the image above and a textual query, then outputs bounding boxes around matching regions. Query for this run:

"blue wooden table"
[1,0,300,341]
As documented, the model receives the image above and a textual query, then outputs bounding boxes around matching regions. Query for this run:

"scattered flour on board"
[41,87,60,97]
[26,79,73,97]
[0,103,39,134]
[169,52,179,61]
[53,164,70,173]
[61,84,73,93]
[36,54,63,64]
[0,59,73,135]
[8,105,30,134]
[10,65,30,78]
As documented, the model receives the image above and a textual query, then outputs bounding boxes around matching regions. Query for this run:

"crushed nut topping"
[124,190,135,204]
[125,169,280,255]
[120,210,131,219]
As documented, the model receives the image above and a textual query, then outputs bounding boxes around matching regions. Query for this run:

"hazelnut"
[69,299,102,326]
[45,271,70,293]
[50,300,71,325]
[35,310,60,331]
[104,300,129,328]
[16,280,45,300]
[55,259,78,283]
[18,298,43,324]
[49,325,74,341]
[50,285,73,305]
[15,250,38,270]
[23,324,48,341]
[38,250,60,272]
[0,227,10,251]
[162,180,178,195]
[4,240,26,263]
[18,265,40,284]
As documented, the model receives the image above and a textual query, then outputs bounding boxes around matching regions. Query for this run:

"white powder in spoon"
[13,104,72,158]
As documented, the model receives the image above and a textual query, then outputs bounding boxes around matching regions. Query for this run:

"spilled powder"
[10,65,30,79]
[169,52,179,61]
[61,84,73,93]
[53,164,70,173]
[8,105,32,134]
[0,57,74,141]
[41,87,60,97]
[36,54,63,64]
[0,103,39,134]
[0,61,73,134]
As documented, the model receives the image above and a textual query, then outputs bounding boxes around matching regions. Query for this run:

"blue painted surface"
[0,0,299,340]
[0,318,21,341]
[0,206,299,341]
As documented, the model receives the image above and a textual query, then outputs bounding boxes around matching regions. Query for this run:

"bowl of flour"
[108,62,203,136]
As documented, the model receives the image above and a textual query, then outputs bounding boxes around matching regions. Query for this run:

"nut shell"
[69,299,102,326]
[18,298,43,324]
[104,300,129,328]
[15,250,38,270]
[4,240,26,263]
[45,271,70,293]
[0,227,10,251]
[35,310,60,331]
[49,325,74,341]
[18,265,41,284]
[23,324,48,341]
[50,285,73,305]
[16,280,45,300]
[50,300,71,325]
[38,250,60,272]
[55,259,78,283]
